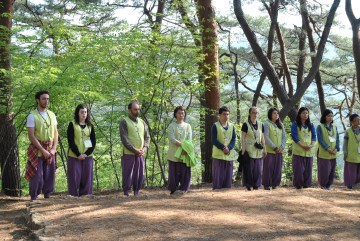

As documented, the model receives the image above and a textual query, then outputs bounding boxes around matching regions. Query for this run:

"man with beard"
[119,100,150,196]
[25,90,58,201]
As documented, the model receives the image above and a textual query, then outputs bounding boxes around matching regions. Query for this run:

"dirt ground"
[1,183,360,241]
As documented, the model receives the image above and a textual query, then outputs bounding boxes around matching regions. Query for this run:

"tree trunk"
[197,0,220,182]
[0,0,21,197]
[345,0,360,101]
[301,0,326,113]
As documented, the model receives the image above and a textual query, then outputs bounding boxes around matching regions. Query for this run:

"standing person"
[166,106,193,194]
[119,100,150,196]
[67,104,96,197]
[241,107,266,191]
[25,90,58,201]
[343,113,360,189]
[211,106,238,189]
[291,107,316,189]
[262,107,286,190]
[316,109,339,190]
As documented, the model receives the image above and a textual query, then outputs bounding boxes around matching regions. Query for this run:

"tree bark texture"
[197,0,220,182]
[0,0,21,196]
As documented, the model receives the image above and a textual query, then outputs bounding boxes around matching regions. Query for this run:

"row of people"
[212,106,360,191]
[25,90,360,201]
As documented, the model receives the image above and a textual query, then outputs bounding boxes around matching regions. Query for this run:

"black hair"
[350,113,360,122]
[35,90,49,100]
[219,106,230,114]
[247,106,259,122]
[74,104,92,126]
[268,107,283,129]
[296,107,312,129]
[320,109,333,124]
[173,106,186,118]
[128,100,139,110]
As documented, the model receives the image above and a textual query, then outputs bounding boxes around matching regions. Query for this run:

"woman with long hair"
[262,107,286,190]
[316,109,339,190]
[67,104,96,197]
[291,107,316,189]
[241,106,267,191]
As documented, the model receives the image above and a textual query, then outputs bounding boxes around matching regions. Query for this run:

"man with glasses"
[119,100,150,196]
[25,90,58,201]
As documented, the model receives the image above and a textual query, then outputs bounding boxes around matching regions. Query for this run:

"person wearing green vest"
[166,106,193,194]
[212,106,237,189]
[241,106,266,191]
[119,100,150,196]
[263,107,286,190]
[343,113,360,189]
[67,104,96,197]
[291,107,316,189]
[24,90,58,201]
[316,109,339,190]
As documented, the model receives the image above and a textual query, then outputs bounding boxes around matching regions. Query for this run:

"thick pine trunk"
[345,0,360,100]
[197,0,220,182]
[0,0,21,196]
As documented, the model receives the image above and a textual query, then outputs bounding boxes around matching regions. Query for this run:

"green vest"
[123,117,145,155]
[166,122,191,162]
[212,122,238,161]
[346,128,360,163]
[68,122,92,158]
[31,109,56,142]
[244,121,263,159]
[292,125,316,157]
[317,124,337,160]
[265,121,283,154]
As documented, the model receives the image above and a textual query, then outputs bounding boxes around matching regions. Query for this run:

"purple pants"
[317,158,336,188]
[262,153,282,188]
[167,161,191,193]
[343,161,360,188]
[121,154,144,196]
[212,158,233,189]
[29,156,56,200]
[292,155,313,188]
[67,156,93,196]
[243,158,263,188]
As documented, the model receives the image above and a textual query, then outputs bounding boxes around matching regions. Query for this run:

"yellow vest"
[346,128,360,163]
[292,125,316,157]
[68,122,92,158]
[31,109,56,142]
[212,122,238,161]
[265,121,283,154]
[317,124,337,160]
[123,117,145,155]
[166,122,191,162]
[244,121,263,159]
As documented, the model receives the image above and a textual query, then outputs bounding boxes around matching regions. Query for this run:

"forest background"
[1,0,360,197]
